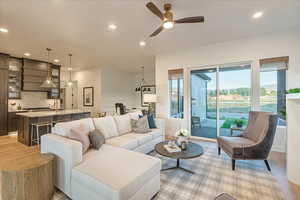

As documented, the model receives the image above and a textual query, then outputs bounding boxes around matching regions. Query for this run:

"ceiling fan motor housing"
[163,3,173,21]
[164,3,172,11]
[164,11,173,21]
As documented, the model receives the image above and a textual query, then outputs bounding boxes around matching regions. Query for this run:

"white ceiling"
[0,0,300,72]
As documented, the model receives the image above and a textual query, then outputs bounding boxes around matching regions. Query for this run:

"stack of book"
[164,144,181,153]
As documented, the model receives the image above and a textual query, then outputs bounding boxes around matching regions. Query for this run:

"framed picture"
[83,87,94,107]
[141,85,156,107]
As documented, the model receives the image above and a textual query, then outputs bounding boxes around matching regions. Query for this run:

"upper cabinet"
[22,58,61,98]
[0,53,61,99]
[8,57,22,99]
[47,64,61,99]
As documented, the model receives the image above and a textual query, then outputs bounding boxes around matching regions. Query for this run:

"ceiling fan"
[146,2,205,37]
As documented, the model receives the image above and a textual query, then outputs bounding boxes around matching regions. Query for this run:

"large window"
[260,57,288,124]
[169,69,184,118]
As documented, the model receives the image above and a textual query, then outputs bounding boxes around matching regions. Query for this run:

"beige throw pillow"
[69,123,90,153]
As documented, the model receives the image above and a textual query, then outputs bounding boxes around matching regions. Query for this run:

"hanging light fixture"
[67,53,73,87]
[135,66,147,92]
[41,48,56,88]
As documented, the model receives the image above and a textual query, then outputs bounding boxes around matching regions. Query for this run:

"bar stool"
[31,122,52,146]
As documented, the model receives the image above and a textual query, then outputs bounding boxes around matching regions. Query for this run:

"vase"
[177,136,188,147]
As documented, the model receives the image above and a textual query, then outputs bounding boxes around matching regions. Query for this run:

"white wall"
[72,66,153,115]
[73,67,102,114]
[100,67,140,112]
[155,28,300,136]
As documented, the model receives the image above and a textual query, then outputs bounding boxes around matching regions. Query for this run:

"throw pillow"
[69,123,90,153]
[131,116,150,133]
[89,129,105,150]
[147,114,157,128]
[139,114,157,129]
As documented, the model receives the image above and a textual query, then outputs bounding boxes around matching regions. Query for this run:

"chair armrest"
[155,118,165,138]
[41,134,82,196]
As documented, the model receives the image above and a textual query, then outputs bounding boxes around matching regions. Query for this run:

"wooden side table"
[0,153,55,200]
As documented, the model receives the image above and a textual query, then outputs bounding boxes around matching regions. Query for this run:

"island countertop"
[17,110,91,146]
[16,109,90,118]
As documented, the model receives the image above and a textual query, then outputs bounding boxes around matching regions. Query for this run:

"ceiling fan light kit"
[146,2,205,37]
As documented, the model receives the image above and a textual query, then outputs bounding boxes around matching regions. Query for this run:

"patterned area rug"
[52,141,284,200]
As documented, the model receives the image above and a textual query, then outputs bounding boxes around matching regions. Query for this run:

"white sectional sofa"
[41,112,165,200]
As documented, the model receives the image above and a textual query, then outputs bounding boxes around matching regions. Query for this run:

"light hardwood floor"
[1,135,300,200]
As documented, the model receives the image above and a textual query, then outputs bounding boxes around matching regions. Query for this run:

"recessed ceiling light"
[253,12,263,19]
[139,41,146,46]
[54,59,59,63]
[108,24,117,30]
[0,28,8,33]
[67,67,73,71]
[24,53,31,57]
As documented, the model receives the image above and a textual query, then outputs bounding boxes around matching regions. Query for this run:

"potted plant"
[234,119,244,128]
[175,129,190,146]
[287,88,300,94]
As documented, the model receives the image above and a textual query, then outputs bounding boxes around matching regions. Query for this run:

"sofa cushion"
[72,144,161,200]
[217,136,255,156]
[125,133,153,146]
[53,118,95,137]
[93,116,119,139]
[148,128,162,139]
[114,114,132,135]
[106,134,139,150]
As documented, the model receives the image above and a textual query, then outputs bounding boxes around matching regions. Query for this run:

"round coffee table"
[155,140,204,173]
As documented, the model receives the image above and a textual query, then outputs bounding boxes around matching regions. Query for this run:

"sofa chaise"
[41,112,165,200]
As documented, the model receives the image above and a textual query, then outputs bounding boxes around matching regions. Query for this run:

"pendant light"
[67,53,73,87]
[41,48,56,88]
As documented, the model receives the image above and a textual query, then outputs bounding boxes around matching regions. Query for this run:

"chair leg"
[264,160,271,171]
[232,159,236,171]
[218,147,221,155]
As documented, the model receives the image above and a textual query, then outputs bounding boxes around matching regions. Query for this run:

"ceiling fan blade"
[146,2,164,20]
[150,26,163,37]
[175,16,205,24]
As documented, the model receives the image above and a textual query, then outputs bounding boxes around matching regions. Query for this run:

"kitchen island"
[16,110,91,146]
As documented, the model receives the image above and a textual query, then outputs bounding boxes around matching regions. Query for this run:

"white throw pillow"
[128,111,143,120]
[114,114,132,135]
[93,116,119,139]
[53,118,95,137]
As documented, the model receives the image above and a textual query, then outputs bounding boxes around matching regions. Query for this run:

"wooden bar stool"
[31,122,52,146]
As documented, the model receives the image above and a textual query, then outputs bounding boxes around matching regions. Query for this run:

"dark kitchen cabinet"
[8,57,22,99]
[48,64,61,99]
[0,53,9,136]
[8,112,23,132]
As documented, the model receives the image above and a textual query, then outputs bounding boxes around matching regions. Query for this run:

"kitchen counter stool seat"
[31,122,52,146]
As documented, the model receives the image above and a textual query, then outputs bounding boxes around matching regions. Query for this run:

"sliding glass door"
[219,65,251,136]
[190,64,251,139]
[190,68,217,138]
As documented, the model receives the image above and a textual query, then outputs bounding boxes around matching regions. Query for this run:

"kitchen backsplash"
[8,92,59,111]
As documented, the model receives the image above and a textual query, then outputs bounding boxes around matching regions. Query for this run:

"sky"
[193,69,277,90]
